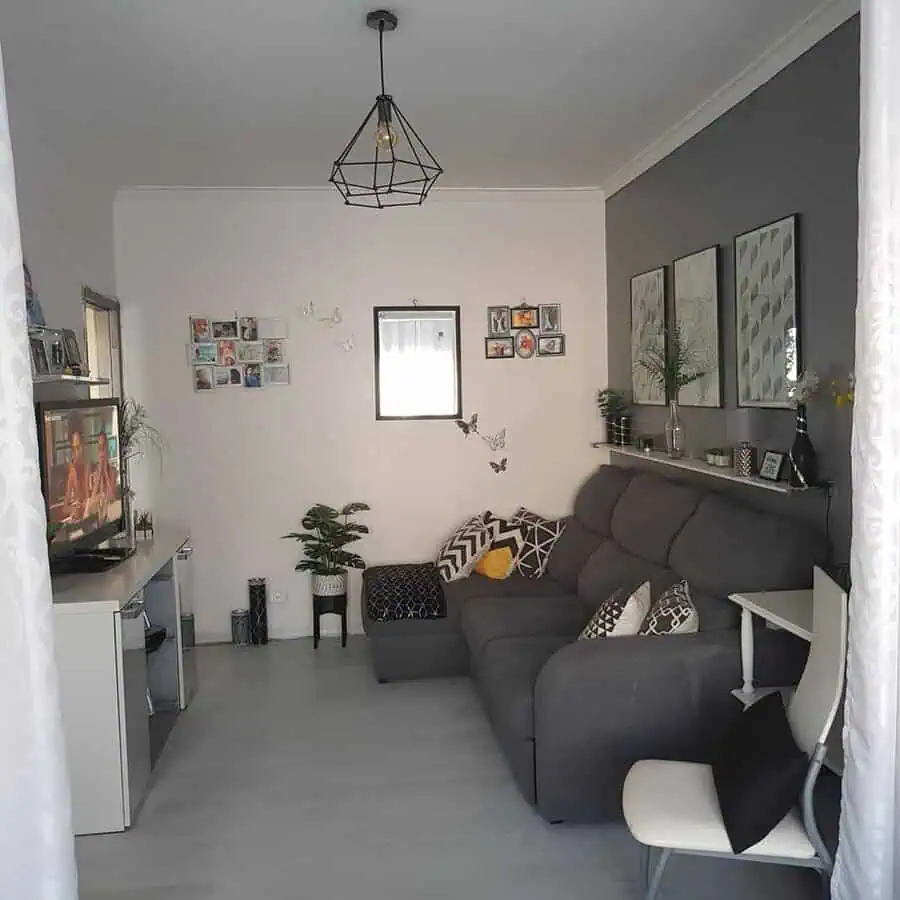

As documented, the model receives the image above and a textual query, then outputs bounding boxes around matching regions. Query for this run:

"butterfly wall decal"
[300,300,316,318]
[320,307,343,327]
[489,457,508,474]
[480,428,507,452]
[455,413,478,437]
[337,335,355,353]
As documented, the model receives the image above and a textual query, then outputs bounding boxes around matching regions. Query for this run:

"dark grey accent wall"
[606,17,859,564]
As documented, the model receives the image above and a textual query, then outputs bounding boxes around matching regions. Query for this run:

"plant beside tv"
[596,388,632,446]
[282,502,371,596]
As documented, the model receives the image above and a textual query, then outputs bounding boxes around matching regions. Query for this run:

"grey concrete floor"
[76,638,823,900]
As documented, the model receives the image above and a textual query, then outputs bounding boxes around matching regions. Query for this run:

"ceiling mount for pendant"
[328,8,443,209]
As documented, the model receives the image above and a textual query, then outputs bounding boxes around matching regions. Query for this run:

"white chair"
[622,568,847,900]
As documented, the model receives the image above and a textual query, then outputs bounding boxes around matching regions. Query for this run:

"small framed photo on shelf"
[244,363,263,388]
[758,450,786,481]
[29,334,50,376]
[238,341,265,363]
[265,364,291,386]
[190,315,212,342]
[539,304,561,334]
[239,316,259,341]
[61,328,83,373]
[487,306,510,337]
[215,366,244,387]
[485,337,515,359]
[510,305,539,330]
[190,342,217,365]
[537,334,566,357]
[193,365,215,391]
[211,319,238,339]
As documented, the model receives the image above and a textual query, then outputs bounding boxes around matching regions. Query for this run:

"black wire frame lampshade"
[329,11,443,208]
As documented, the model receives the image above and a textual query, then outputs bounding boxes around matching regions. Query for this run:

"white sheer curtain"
[832,3,900,898]
[0,42,78,900]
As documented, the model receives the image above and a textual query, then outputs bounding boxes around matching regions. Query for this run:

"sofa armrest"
[532,628,807,822]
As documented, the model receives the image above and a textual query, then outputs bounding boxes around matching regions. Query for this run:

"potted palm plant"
[282,502,371,596]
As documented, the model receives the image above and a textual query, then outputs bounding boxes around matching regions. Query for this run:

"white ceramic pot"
[312,571,346,597]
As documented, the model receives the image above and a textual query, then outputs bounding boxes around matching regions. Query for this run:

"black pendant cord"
[379,22,386,97]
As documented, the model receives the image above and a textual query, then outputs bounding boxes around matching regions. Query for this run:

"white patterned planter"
[312,571,346,597]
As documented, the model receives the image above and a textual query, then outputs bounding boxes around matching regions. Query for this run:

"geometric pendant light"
[329,10,443,208]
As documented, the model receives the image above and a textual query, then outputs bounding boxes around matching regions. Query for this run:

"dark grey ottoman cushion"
[365,563,444,622]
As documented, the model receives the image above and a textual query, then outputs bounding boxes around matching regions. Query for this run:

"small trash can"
[180,613,195,648]
[231,609,250,646]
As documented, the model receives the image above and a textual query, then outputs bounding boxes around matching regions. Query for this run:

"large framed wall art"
[734,214,799,408]
[673,245,721,407]
[630,266,666,406]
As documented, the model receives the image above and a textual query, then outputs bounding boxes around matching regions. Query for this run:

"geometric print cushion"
[638,580,699,636]
[579,581,652,639]
[512,508,567,578]
[365,563,445,622]
[474,516,529,580]
[436,513,493,583]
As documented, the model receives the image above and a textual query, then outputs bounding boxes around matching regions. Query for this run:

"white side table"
[728,587,813,703]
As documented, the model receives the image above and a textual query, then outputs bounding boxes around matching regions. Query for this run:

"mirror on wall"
[373,306,462,420]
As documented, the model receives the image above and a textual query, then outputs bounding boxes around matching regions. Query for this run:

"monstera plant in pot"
[283,502,371,597]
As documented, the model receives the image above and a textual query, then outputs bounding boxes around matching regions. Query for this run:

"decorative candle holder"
[734,442,757,478]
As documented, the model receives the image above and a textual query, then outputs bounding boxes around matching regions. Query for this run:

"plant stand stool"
[313,593,347,649]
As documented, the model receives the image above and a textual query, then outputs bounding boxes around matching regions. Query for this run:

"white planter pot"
[312,571,346,597]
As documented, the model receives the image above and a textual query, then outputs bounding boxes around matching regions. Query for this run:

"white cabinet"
[52,527,194,835]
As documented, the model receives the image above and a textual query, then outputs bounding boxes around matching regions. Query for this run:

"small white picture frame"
[265,364,291,386]
[193,365,215,391]
[258,317,289,340]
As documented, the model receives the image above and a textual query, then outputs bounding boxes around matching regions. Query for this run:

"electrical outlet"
[271,591,285,604]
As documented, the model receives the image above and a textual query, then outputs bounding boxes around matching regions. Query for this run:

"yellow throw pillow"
[475,547,516,580]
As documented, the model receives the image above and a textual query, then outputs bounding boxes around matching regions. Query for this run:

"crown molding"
[602,0,860,198]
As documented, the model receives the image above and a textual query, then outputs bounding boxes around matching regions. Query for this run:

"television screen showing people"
[41,403,123,547]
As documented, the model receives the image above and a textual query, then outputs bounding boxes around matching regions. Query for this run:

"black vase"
[789,405,817,488]
[248,577,269,645]
[606,414,632,447]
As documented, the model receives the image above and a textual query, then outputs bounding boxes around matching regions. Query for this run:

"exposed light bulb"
[374,119,399,151]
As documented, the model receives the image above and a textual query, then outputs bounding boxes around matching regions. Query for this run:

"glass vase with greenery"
[282,502,371,596]
[636,327,708,458]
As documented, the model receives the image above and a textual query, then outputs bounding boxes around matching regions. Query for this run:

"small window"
[374,306,462,420]
[83,287,122,400]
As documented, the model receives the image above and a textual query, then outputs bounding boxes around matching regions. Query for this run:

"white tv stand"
[52,525,197,835]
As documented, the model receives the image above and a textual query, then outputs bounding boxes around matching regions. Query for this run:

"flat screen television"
[37,398,126,558]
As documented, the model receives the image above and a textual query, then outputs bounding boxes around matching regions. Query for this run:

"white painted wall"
[7,102,116,336]
[115,188,608,643]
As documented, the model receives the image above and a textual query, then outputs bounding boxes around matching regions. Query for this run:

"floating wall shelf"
[33,374,110,386]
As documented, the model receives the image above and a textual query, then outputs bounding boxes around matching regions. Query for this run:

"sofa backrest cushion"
[610,473,704,566]
[546,517,604,591]
[572,465,634,537]
[668,494,827,597]
[577,540,673,608]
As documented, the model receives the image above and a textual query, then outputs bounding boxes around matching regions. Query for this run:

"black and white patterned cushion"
[365,563,445,622]
[513,508,567,578]
[579,581,652,639]
[476,516,529,578]
[436,513,492,583]
[638,580,699,635]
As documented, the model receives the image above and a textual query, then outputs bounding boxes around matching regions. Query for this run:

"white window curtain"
[832,3,900,899]
[378,314,457,417]
[0,41,78,900]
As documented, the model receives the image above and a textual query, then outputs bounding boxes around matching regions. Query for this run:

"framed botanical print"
[734,214,799,408]
[630,267,666,406]
[674,245,721,407]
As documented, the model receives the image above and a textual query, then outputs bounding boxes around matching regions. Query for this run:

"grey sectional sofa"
[362,465,826,822]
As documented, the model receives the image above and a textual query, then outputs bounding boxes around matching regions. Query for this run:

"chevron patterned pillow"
[512,508,567,578]
[580,581,652,639]
[638,580,699,636]
[475,516,529,579]
[436,513,493,583]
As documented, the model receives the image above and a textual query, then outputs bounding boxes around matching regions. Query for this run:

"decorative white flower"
[789,371,820,408]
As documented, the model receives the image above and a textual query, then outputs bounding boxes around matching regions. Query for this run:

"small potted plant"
[596,388,631,446]
[282,502,371,596]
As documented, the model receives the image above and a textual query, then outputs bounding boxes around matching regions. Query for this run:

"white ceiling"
[1,0,835,190]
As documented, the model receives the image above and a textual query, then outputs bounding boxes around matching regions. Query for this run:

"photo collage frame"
[188,315,290,392]
[485,302,566,360]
